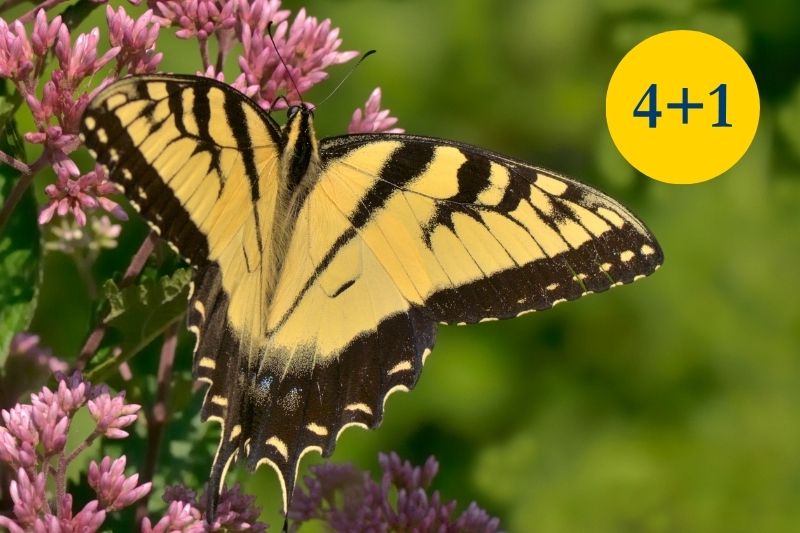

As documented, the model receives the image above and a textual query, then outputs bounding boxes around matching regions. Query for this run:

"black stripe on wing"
[80,74,284,266]
[267,142,436,333]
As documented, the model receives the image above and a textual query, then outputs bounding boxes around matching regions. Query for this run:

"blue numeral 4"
[633,84,662,128]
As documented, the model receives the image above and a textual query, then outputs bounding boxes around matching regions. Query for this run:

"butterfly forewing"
[314,134,663,322]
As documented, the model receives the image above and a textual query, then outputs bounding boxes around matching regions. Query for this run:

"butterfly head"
[283,102,316,139]
[287,103,314,121]
[283,103,315,137]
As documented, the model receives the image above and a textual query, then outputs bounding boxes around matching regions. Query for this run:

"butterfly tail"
[206,431,240,523]
[202,344,249,523]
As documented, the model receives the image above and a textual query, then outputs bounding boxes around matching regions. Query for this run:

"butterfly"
[79,74,663,518]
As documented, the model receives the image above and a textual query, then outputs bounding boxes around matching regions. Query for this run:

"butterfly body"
[80,74,663,518]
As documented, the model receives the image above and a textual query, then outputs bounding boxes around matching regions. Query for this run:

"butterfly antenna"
[269,94,290,112]
[267,21,303,104]
[314,50,376,108]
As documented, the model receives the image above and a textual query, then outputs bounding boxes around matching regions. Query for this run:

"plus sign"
[667,88,704,124]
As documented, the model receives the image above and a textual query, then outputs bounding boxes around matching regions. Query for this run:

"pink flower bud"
[70,500,106,533]
[132,10,152,39]
[146,24,160,48]
[10,21,32,59]
[0,427,20,467]
[24,132,47,144]
[56,197,70,217]
[0,516,24,533]
[41,80,57,108]
[78,192,98,208]
[97,197,128,220]
[18,441,36,472]
[89,456,152,511]
[31,10,50,56]
[25,93,44,121]
[46,17,62,47]
[2,406,38,447]
[73,204,86,226]
[55,24,70,69]
[38,200,58,224]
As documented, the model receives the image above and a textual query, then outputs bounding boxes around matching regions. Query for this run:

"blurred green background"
[14,0,800,531]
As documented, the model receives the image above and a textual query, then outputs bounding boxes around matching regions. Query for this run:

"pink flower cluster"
[154,0,237,40]
[348,88,404,134]
[6,11,115,163]
[39,164,126,225]
[0,6,162,226]
[107,7,163,76]
[176,0,405,131]
[141,483,267,532]
[237,7,359,108]
[289,452,502,533]
[152,0,359,109]
[0,372,150,533]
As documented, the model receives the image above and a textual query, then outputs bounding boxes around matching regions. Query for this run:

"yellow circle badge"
[606,30,759,184]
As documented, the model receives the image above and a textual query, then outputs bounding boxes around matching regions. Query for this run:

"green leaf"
[85,268,191,382]
[0,87,41,367]
[0,90,23,143]
[60,0,102,32]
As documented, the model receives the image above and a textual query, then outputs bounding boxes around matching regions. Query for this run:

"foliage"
[0,83,39,367]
